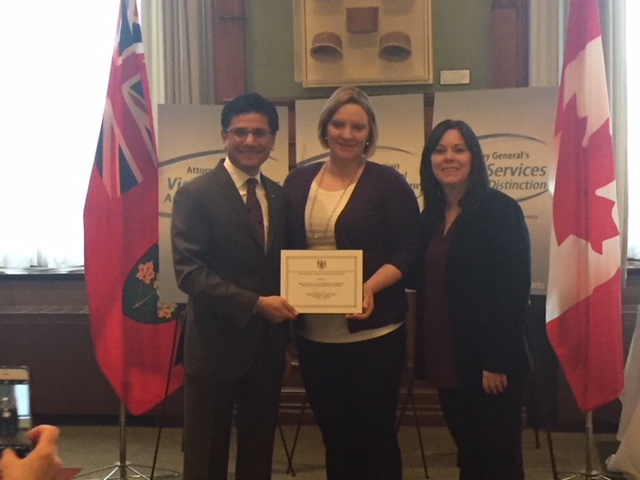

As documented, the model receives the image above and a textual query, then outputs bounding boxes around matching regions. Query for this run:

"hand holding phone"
[0,367,32,459]
[0,425,62,480]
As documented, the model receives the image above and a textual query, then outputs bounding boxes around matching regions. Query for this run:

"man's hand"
[482,371,508,395]
[0,425,62,480]
[255,296,298,323]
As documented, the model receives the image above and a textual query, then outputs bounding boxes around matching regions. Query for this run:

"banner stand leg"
[559,411,615,480]
[71,401,179,480]
[395,367,429,479]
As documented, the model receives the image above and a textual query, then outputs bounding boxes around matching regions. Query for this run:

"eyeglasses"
[225,128,273,140]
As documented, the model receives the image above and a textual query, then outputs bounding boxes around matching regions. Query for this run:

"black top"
[422,223,458,388]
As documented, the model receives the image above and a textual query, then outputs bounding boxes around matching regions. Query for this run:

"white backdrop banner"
[433,87,558,295]
[155,88,556,301]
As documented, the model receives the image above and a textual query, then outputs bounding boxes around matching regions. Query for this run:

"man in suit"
[171,92,298,480]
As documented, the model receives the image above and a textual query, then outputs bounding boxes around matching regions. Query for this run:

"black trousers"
[182,339,282,480]
[438,377,526,480]
[296,324,407,480]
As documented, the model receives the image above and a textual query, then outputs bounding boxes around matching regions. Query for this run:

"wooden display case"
[293,0,433,87]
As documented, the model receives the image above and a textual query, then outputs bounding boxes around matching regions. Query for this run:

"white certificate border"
[281,250,363,314]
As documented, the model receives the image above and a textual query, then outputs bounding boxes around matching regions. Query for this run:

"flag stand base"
[72,402,179,480]
[560,471,615,480]
[559,412,615,480]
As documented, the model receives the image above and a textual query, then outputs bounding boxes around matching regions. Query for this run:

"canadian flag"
[545,0,624,413]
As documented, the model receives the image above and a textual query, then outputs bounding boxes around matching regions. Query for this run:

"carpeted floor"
[597,440,627,480]
[55,468,82,480]
[49,425,630,480]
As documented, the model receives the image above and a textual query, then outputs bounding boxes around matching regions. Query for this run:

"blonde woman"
[284,87,420,480]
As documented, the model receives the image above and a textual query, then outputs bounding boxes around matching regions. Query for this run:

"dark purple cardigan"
[283,161,420,332]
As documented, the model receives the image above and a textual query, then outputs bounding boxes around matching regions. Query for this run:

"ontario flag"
[546,0,624,413]
[83,0,184,415]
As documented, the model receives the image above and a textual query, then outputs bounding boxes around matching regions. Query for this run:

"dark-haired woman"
[415,119,532,480]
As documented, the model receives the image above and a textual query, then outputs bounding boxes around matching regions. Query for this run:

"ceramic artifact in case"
[310,31,344,62]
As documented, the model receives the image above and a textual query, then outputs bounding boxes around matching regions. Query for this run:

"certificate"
[281,250,363,314]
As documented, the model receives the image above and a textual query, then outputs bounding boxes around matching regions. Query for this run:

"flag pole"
[73,305,184,479]
[559,412,614,480]
[70,401,179,480]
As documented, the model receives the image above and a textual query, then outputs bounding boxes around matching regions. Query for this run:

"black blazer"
[171,159,289,381]
[414,189,532,386]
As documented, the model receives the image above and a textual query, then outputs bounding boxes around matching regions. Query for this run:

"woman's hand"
[482,371,508,395]
[346,264,403,321]
[346,285,374,320]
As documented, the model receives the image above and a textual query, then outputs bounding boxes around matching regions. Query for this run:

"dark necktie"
[246,178,265,249]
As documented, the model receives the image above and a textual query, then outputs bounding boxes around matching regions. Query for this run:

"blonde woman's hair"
[317,86,378,158]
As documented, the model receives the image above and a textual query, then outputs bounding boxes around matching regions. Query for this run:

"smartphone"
[0,366,32,458]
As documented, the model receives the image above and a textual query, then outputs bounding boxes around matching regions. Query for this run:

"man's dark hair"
[221,92,279,133]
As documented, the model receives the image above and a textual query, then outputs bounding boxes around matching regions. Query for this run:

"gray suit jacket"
[171,159,289,381]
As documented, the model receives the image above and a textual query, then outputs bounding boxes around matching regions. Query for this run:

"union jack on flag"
[84,0,184,415]
[95,0,155,198]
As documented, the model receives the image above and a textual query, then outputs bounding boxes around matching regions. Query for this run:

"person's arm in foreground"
[0,425,62,480]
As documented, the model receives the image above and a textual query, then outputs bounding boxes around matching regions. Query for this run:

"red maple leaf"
[553,96,618,254]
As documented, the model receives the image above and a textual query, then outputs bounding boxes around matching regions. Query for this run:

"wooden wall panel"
[0,310,183,423]
[211,0,247,102]
[492,0,529,88]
